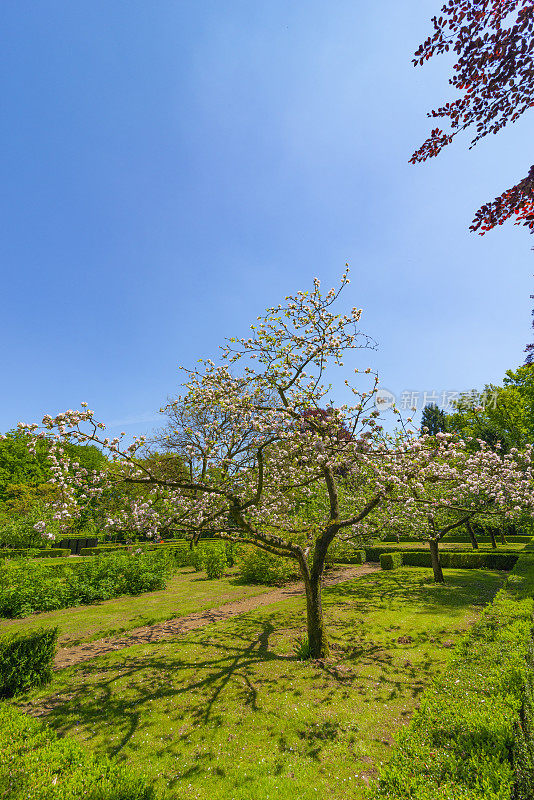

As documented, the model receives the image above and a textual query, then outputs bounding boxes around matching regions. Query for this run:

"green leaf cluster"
[0,627,57,698]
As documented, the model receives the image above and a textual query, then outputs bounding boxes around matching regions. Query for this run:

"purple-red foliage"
[411,1,534,233]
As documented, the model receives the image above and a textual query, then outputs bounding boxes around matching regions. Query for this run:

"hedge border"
[0,548,70,559]
[366,545,519,570]
[380,552,403,570]
[371,544,534,799]
[79,539,219,557]
[0,627,58,698]
[330,548,366,565]
[0,702,156,799]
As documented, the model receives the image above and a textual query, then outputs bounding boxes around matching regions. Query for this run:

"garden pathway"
[54,563,379,670]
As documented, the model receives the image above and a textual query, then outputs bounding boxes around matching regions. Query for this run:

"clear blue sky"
[2,1,533,439]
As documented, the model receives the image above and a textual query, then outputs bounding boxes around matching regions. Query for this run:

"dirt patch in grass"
[55,564,379,670]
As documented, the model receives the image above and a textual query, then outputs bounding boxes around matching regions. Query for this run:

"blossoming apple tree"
[359,433,534,582]
[19,273,534,656]
[20,273,401,658]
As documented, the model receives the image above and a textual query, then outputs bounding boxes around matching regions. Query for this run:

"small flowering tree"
[20,273,403,658]
[22,275,534,651]
[362,433,534,582]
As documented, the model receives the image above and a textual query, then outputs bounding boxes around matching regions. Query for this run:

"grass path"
[17,567,505,800]
[54,564,379,669]
[0,567,279,647]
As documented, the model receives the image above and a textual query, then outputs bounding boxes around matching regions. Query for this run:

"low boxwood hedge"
[0,548,70,560]
[331,548,366,565]
[0,628,58,698]
[79,544,127,556]
[0,702,156,799]
[79,539,219,561]
[399,550,518,570]
[380,552,403,570]
[371,549,534,799]
[366,546,519,571]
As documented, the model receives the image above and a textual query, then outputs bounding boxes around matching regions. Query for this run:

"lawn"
[0,567,274,646]
[15,567,505,800]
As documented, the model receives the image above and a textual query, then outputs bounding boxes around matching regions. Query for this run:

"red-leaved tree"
[411,1,534,234]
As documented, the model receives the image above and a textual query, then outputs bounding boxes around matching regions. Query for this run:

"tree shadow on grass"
[27,613,437,769]
[17,569,501,787]
[27,617,294,758]
[323,568,503,618]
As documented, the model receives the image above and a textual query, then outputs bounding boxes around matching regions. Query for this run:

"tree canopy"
[412,1,534,234]
[421,403,447,435]
[445,365,534,449]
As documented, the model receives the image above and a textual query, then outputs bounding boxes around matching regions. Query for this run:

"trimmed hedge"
[79,539,220,565]
[515,637,534,798]
[380,552,403,570]
[79,544,127,556]
[0,548,70,559]
[331,548,365,565]
[371,550,534,799]
[0,702,156,799]
[400,550,518,571]
[366,546,518,571]
[0,628,57,698]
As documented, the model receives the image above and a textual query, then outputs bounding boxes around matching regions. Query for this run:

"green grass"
[14,567,505,800]
[0,567,274,646]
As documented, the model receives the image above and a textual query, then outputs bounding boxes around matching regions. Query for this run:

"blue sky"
[1,1,533,440]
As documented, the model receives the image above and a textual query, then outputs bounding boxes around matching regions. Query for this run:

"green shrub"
[190,545,205,572]
[397,550,518,570]
[0,560,69,617]
[66,550,170,604]
[160,541,193,568]
[370,549,534,799]
[380,552,403,570]
[225,541,237,567]
[203,544,227,579]
[0,627,57,697]
[366,546,518,571]
[235,545,299,585]
[443,551,517,570]
[330,548,365,565]
[393,550,430,567]
[514,638,534,798]
[0,703,156,799]
[326,539,366,566]
[0,550,174,618]
[366,546,391,562]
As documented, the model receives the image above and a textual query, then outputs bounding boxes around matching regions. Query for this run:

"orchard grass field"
[13,567,505,800]
[0,566,274,646]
